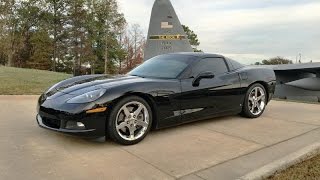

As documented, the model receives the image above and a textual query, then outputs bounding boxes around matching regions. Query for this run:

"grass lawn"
[0,66,72,95]
[268,154,320,180]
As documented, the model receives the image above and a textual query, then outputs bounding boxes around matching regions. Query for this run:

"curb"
[237,143,320,180]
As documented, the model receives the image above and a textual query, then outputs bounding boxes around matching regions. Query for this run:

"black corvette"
[37,53,276,145]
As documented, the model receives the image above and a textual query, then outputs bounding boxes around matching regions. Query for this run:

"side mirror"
[192,72,215,87]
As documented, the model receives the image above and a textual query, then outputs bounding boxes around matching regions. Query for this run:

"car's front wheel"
[107,96,152,145]
[242,83,267,118]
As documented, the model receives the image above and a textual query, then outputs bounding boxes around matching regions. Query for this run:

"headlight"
[67,89,106,104]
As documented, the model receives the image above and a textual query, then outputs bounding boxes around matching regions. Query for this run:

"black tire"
[107,96,153,145]
[242,83,267,118]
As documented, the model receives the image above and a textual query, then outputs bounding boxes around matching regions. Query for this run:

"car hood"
[54,75,143,95]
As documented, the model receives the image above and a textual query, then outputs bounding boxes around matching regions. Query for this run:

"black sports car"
[37,53,276,145]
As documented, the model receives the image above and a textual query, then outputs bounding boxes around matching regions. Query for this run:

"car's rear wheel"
[107,96,152,145]
[242,83,267,118]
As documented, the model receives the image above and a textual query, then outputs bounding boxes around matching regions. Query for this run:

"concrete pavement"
[0,96,319,180]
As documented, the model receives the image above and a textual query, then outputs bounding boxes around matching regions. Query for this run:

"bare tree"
[119,24,146,73]
[130,24,144,59]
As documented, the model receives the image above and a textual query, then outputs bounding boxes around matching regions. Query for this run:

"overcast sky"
[118,0,320,64]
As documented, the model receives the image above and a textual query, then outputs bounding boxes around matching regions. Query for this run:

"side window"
[192,58,228,76]
[229,59,244,70]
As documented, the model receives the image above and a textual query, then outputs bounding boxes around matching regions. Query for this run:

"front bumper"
[37,107,107,139]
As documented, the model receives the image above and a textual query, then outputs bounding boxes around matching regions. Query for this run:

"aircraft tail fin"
[144,0,193,60]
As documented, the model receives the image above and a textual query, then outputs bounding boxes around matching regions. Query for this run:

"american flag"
[161,22,173,29]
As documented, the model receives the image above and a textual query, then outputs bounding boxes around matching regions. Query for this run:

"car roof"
[166,52,224,58]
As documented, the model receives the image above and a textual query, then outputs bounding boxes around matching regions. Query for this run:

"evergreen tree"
[0,0,132,75]
[182,25,202,52]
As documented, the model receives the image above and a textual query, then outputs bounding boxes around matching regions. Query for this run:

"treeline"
[255,57,293,65]
[0,0,145,75]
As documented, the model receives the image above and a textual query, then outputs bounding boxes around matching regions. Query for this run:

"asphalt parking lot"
[0,96,319,180]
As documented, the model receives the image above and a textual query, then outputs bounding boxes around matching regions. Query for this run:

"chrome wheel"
[248,87,266,116]
[115,101,149,141]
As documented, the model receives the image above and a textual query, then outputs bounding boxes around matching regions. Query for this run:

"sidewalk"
[0,96,319,180]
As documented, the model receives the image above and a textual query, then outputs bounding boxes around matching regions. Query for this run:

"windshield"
[128,54,194,79]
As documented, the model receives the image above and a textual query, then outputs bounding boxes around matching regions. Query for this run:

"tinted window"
[192,58,228,76]
[128,54,194,79]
